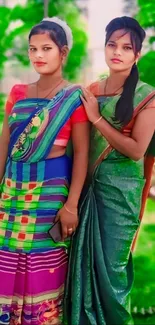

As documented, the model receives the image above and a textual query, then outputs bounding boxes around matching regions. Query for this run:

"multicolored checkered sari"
[0,85,82,324]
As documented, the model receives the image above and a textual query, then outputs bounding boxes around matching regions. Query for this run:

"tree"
[3,0,88,81]
[124,0,155,87]
[136,0,155,87]
[44,0,49,17]
[123,0,138,16]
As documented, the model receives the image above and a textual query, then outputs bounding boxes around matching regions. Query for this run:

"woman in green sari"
[64,17,155,325]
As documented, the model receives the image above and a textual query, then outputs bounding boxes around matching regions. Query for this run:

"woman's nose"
[35,50,44,58]
[113,47,121,56]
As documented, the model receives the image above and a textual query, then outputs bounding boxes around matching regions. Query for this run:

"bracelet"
[64,203,77,215]
[93,116,102,125]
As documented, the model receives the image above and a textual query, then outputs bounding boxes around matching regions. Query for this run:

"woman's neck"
[38,71,63,90]
[108,69,131,88]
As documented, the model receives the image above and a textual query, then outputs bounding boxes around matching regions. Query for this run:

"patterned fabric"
[5,84,88,147]
[0,156,71,253]
[64,81,155,325]
[0,249,67,325]
[0,85,85,324]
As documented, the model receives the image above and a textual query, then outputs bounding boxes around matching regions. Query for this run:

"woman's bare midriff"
[47,145,66,159]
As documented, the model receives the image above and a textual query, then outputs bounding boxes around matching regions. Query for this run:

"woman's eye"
[108,43,115,47]
[43,47,52,51]
[29,48,36,52]
[124,46,132,50]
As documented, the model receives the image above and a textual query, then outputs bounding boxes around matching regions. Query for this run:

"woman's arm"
[0,114,10,183]
[81,88,155,161]
[66,121,90,206]
[56,121,90,239]
[94,101,155,161]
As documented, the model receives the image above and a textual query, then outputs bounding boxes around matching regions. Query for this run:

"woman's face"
[28,33,63,75]
[105,29,139,72]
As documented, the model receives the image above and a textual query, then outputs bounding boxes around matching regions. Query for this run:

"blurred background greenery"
[0,0,154,323]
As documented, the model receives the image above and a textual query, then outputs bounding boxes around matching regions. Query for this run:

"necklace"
[32,78,64,127]
[36,78,64,108]
[104,77,124,95]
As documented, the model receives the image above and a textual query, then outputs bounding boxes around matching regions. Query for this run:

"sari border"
[91,145,113,173]
[123,90,155,133]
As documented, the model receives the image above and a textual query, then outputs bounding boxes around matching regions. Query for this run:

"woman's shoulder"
[10,83,27,91]
[135,80,155,107]
[137,80,155,93]
[65,84,83,98]
[5,84,27,114]
[87,78,107,96]
[87,81,100,95]
[9,84,27,98]
[66,83,81,91]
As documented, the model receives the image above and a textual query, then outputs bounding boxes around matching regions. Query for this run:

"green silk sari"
[64,81,155,325]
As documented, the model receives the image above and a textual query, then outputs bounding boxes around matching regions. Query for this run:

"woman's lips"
[34,62,47,66]
[111,58,123,63]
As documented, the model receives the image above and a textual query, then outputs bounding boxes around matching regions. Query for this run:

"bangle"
[93,116,102,125]
[64,203,77,215]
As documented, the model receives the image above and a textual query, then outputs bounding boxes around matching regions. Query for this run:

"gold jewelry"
[64,203,77,215]
[32,116,41,127]
[104,77,123,95]
[93,116,102,125]
[68,228,73,232]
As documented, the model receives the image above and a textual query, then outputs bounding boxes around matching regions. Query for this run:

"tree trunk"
[44,0,49,17]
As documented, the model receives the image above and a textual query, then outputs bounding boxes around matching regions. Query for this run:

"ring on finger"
[68,228,73,233]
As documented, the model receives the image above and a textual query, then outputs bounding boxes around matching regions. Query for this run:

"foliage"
[0,0,88,81]
[123,0,138,16]
[138,51,155,87]
[0,93,5,131]
[123,0,155,87]
[0,0,88,127]
[135,0,155,86]
[132,199,155,324]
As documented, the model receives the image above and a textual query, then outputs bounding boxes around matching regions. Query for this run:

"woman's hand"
[80,88,101,123]
[55,204,78,240]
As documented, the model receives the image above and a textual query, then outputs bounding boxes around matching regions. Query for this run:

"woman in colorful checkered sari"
[0,17,89,324]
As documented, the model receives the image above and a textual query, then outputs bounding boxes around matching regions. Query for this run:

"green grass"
[144,198,155,215]
[132,199,155,324]
[133,316,155,325]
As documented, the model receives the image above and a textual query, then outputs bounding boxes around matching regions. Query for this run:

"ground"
[132,199,155,325]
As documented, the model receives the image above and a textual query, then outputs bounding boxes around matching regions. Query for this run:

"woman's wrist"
[91,114,101,124]
[92,116,102,125]
[64,199,78,211]
[64,203,78,215]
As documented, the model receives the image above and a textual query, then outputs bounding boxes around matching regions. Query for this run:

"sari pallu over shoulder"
[8,85,83,162]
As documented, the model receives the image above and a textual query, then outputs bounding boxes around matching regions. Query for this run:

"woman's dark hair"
[105,16,146,126]
[29,21,68,50]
